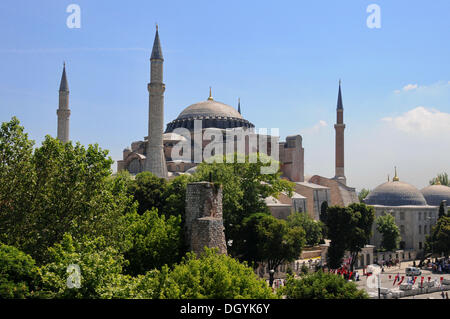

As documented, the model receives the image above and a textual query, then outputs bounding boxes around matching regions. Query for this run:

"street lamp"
[269,269,275,288]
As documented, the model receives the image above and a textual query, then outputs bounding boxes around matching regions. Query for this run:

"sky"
[0,0,449,191]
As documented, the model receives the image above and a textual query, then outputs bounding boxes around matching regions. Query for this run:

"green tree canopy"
[0,243,38,298]
[0,118,133,263]
[425,216,450,257]
[429,173,449,186]
[281,271,368,299]
[153,248,277,299]
[123,208,183,276]
[287,212,323,247]
[238,213,305,276]
[325,203,375,270]
[358,188,370,203]
[376,213,400,251]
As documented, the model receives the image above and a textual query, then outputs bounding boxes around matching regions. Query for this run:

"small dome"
[421,184,450,206]
[364,180,427,206]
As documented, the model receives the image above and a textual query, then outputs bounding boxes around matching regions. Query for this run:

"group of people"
[377,258,400,269]
[429,258,450,274]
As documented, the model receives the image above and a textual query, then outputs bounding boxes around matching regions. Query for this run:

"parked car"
[405,267,421,276]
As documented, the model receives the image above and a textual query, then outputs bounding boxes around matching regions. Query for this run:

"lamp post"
[269,269,275,288]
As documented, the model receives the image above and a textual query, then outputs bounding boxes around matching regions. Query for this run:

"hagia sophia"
[54,27,450,259]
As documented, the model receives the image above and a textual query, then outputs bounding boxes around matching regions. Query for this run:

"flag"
[427,276,431,282]
[398,276,405,285]
[420,277,424,287]
[413,276,417,285]
[393,275,398,286]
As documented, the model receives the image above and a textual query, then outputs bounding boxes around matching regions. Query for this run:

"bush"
[0,243,38,298]
[281,271,368,299]
[153,248,277,299]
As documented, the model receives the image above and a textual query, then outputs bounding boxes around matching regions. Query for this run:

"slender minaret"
[238,98,241,114]
[334,80,346,185]
[145,25,167,178]
[57,62,70,143]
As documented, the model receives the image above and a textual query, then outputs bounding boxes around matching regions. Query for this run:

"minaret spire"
[238,98,241,114]
[57,62,71,143]
[145,25,167,178]
[334,79,346,185]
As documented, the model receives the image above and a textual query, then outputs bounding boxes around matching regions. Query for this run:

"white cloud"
[394,81,450,94]
[301,120,327,134]
[382,106,450,136]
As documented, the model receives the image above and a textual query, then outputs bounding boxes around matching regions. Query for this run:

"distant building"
[364,169,449,256]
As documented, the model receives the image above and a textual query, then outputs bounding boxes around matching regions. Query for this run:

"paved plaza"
[353,259,450,299]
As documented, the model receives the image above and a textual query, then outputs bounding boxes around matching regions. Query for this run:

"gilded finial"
[435,178,441,185]
[393,166,399,182]
[208,87,213,100]
[156,23,158,31]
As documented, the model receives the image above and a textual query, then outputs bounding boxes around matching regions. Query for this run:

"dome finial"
[435,177,441,185]
[208,86,213,100]
[393,166,399,182]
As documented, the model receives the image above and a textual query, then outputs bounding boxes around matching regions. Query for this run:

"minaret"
[57,62,70,143]
[238,98,241,114]
[334,80,346,185]
[145,25,168,178]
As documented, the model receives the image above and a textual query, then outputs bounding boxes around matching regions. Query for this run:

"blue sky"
[1,0,449,191]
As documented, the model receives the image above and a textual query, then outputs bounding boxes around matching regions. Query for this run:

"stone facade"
[185,182,227,255]
[294,182,330,220]
[308,175,358,207]
[369,205,439,253]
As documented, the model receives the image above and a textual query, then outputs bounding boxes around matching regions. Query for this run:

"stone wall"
[185,182,227,255]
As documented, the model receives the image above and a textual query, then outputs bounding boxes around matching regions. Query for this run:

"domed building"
[421,183,450,206]
[364,169,446,257]
[117,29,305,183]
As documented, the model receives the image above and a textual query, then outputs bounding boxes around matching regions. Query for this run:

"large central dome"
[177,100,243,120]
[165,96,254,133]
[364,180,428,206]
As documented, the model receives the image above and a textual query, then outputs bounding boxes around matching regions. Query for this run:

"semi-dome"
[421,184,450,206]
[165,93,254,133]
[364,180,428,206]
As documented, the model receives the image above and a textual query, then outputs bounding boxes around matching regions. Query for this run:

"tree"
[127,171,167,215]
[425,216,450,258]
[439,201,447,219]
[281,271,368,299]
[429,173,449,186]
[123,208,183,276]
[0,118,133,263]
[375,213,400,251]
[358,188,370,203]
[0,243,38,298]
[153,248,277,299]
[325,203,375,271]
[239,213,305,287]
[287,212,323,247]
[192,153,294,257]
[37,234,129,299]
[320,201,329,239]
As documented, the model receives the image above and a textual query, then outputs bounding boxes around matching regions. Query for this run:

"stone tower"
[145,26,168,178]
[57,63,70,143]
[185,182,227,255]
[334,80,346,185]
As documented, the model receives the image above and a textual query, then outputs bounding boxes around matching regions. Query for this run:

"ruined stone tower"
[145,25,168,178]
[57,63,70,143]
[185,182,227,255]
[334,80,346,185]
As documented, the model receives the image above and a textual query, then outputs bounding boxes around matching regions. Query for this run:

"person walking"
[442,291,445,299]
[446,292,449,299]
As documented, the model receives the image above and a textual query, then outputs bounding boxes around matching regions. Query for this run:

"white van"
[405,267,421,276]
